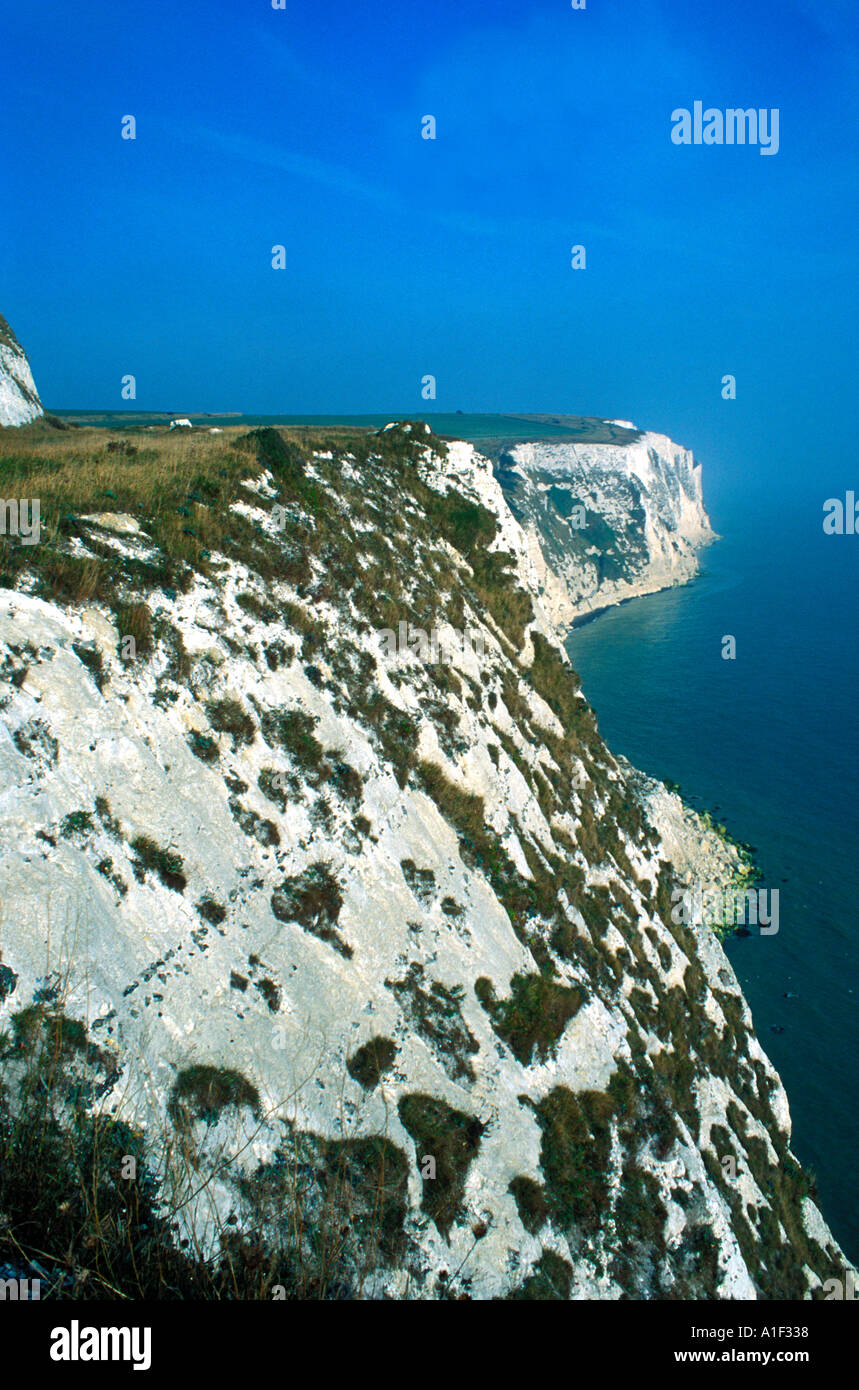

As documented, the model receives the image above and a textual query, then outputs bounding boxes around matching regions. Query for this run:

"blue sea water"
[567,480,859,1262]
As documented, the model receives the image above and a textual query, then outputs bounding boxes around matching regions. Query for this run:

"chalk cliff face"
[0,423,849,1299]
[493,429,715,625]
[0,314,43,427]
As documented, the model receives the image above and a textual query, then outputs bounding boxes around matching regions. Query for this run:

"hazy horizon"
[3,0,858,498]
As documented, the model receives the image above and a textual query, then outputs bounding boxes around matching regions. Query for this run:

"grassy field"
[0,419,368,604]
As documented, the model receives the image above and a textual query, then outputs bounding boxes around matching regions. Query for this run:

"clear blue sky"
[2,0,856,491]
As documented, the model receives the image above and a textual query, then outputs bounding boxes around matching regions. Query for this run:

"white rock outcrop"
[0,313,43,427]
[494,430,715,625]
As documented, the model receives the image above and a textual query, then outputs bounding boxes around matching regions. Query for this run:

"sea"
[567,475,859,1263]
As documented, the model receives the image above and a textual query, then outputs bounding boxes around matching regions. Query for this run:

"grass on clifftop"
[0,418,527,637]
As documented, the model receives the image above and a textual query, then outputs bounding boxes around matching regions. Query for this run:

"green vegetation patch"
[508,1174,550,1234]
[196,896,227,926]
[0,1100,201,1298]
[240,1126,410,1280]
[168,1064,260,1127]
[257,765,301,807]
[397,1093,485,1240]
[60,809,94,839]
[270,862,351,958]
[258,708,363,806]
[72,641,106,691]
[401,858,436,903]
[533,1086,616,1237]
[417,759,559,955]
[188,729,219,764]
[261,707,324,768]
[507,1248,573,1300]
[114,601,153,658]
[346,1036,398,1091]
[205,696,256,748]
[475,971,585,1065]
[7,1004,112,1074]
[317,1135,410,1265]
[611,1161,668,1291]
[130,835,187,891]
[236,427,323,513]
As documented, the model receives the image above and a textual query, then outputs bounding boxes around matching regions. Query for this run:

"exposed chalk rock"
[0,313,43,427]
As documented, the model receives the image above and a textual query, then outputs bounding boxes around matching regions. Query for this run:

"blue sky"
[2,0,857,490]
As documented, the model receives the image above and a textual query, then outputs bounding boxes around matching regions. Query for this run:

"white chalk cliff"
[493,429,715,625]
[0,422,849,1299]
[0,313,43,427]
